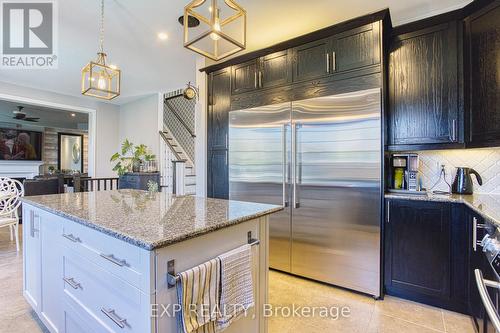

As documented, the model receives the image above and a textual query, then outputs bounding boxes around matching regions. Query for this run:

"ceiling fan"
[12,106,40,122]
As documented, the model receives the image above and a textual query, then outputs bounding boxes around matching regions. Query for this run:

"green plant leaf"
[121,139,133,155]
[110,152,120,162]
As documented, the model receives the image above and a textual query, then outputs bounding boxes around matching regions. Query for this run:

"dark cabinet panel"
[385,199,468,312]
[207,67,231,198]
[385,200,451,297]
[388,22,461,147]
[332,22,381,73]
[465,2,500,147]
[208,68,231,150]
[292,38,331,82]
[231,59,259,95]
[260,50,291,89]
[207,149,228,199]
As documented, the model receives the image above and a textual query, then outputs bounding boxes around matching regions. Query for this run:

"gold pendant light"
[81,0,120,100]
[183,0,246,61]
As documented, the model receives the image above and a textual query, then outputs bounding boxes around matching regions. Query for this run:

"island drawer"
[61,219,153,293]
[62,249,151,333]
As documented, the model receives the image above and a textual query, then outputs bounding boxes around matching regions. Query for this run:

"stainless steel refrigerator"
[229,88,382,297]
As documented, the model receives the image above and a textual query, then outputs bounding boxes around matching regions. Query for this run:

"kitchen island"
[21,190,282,333]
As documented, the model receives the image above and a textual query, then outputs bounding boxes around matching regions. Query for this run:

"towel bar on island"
[166,231,260,288]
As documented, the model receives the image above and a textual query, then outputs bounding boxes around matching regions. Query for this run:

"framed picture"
[58,133,83,172]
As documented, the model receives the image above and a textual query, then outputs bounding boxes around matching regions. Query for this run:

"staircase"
[160,130,196,195]
[160,90,197,196]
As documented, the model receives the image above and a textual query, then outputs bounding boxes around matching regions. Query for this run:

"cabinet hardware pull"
[63,277,81,289]
[30,212,39,238]
[258,71,262,88]
[386,201,390,223]
[254,72,257,88]
[473,217,477,251]
[62,233,81,243]
[326,53,330,73]
[101,308,127,329]
[332,51,336,72]
[451,119,457,142]
[100,253,128,267]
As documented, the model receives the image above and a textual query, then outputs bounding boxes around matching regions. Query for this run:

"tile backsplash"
[415,148,500,194]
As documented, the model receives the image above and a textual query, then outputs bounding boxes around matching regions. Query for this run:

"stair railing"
[159,131,186,195]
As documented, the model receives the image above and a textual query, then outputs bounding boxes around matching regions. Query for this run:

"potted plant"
[110,139,156,176]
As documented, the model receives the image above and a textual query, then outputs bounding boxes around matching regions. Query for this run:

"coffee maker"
[388,153,420,192]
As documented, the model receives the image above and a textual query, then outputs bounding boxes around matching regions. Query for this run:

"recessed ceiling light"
[70,113,76,117]
[158,32,168,41]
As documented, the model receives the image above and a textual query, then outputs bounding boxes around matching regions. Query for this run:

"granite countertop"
[21,190,283,250]
[385,192,500,227]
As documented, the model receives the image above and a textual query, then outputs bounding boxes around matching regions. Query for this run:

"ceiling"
[0,100,88,130]
[0,0,472,104]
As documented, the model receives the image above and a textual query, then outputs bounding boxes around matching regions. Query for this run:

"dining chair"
[0,177,25,252]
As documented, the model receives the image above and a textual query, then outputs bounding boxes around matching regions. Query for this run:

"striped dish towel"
[176,258,221,333]
[216,244,254,331]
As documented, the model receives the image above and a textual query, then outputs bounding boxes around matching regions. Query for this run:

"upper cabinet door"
[332,22,381,73]
[465,2,500,147]
[231,59,259,95]
[292,37,332,82]
[260,50,291,89]
[388,22,461,146]
[208,68,231,150]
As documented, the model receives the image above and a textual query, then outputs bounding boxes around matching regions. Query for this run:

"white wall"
[95,102,120,177]
[0,80,120,178]
[118,94,161,159]
[195,57,208,197]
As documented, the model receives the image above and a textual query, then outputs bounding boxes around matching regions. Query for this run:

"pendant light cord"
[99,0,104,54]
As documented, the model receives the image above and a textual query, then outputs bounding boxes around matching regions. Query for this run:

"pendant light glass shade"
[184,0,246,61]
[82,0,120,100]
[82,52,121,100]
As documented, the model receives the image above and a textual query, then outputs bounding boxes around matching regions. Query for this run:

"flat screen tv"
[0,128,43,161]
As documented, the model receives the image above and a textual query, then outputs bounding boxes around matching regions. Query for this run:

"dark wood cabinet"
[385,199,468,312]
[465,1,500,147]
[208,68,231,150]
[207,149,229,199]
[231,60,259,95]
[332,22,381,73]
[292,38,332,82]
[388,21,462,148]
[260,50,291,89]
[207,68,231,198]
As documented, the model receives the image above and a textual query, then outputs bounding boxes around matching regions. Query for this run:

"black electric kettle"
[451,167,483,194]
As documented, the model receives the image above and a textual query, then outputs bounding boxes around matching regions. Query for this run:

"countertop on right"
[385,192,500,227]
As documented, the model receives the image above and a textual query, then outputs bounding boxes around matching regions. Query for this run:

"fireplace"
[0,161,43,179]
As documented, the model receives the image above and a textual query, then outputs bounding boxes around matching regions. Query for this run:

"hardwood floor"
[0,227,474,333]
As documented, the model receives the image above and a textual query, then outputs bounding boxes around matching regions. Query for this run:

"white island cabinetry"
[21,190,278,333]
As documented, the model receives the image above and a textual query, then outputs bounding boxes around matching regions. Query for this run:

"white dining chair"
[0,177,24,252]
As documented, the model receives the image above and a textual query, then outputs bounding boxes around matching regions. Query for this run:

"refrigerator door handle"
[292,122,299,208]
[282,124,289,207]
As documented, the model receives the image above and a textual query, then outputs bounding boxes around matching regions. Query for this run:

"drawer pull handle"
[63,277,81,289]
[101,308,127,328]
[62,233,81,243]
[100,253,128,267]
